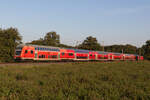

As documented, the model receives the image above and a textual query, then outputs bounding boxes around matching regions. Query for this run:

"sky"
[0,0,150,47]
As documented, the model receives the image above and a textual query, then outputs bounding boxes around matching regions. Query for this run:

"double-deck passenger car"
[15,45,60,61]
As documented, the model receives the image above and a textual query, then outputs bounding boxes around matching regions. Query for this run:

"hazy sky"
[0,0,150,47]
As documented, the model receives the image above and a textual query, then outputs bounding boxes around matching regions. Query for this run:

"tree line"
[0,27,150,62]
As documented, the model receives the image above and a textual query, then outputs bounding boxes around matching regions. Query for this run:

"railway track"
[0,62,69,66]
[0,60,110,66]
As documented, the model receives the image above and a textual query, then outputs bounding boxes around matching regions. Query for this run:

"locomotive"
[14,44,144,61]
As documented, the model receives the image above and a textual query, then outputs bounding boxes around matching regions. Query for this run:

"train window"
[61,52,65,56]
[52,55,57,58]
[16,47,22,50]
[31,50,33,54]
[48,55,51,58]
[25,50,28,54]
[39,55,45,58]
[16,51,21,55]
[69,53,73,56]
[41,55,45,58]
[48,55,57,58]
[104,57,107,59]
[77,56,88,59]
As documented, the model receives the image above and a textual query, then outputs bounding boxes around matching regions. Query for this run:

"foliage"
[29,38,44,45]
[28,31,73,48]
[0,61,150,100]
[105,44,137,54]
[58,43,75,48]
[78,36,102,50]
[0,28,22,62]
[142,40,150,60]
[44,31,60,46]
[29,31,60,46]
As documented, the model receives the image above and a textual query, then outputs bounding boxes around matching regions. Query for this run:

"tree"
[0,28,22,62]
[143,40,150,60]
[28,38,44,45]
[105,44,137,54]
[29,31,60,46]
[78,36,102,50]
[44,31,60,46]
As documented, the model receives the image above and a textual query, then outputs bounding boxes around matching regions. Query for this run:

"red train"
[14,44,144,61]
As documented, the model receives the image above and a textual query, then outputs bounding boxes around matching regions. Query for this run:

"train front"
[14,45,23,60]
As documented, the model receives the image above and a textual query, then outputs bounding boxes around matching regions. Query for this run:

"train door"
[67,50,75,59]
[89,52,96,60]
[95,54,98,60]
[58,52,60,60]
[109,55,113,60]
[34,51,38,59]
[89,54,94,60]
[74,53,77,60]
[108,54,110,60]
[24,49,28,58]
[135,55,139,61]
[111,55,114,60]
[60,49,67,60]
[123,55,125,60]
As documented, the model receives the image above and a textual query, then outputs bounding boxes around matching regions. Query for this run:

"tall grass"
[0,61,150,100]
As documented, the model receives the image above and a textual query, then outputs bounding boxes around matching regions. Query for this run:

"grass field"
[0,61,150,100]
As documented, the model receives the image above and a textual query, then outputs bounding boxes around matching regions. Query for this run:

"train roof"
[74,49,90,53]
[17,44,60,49]
[98,51,113,54]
